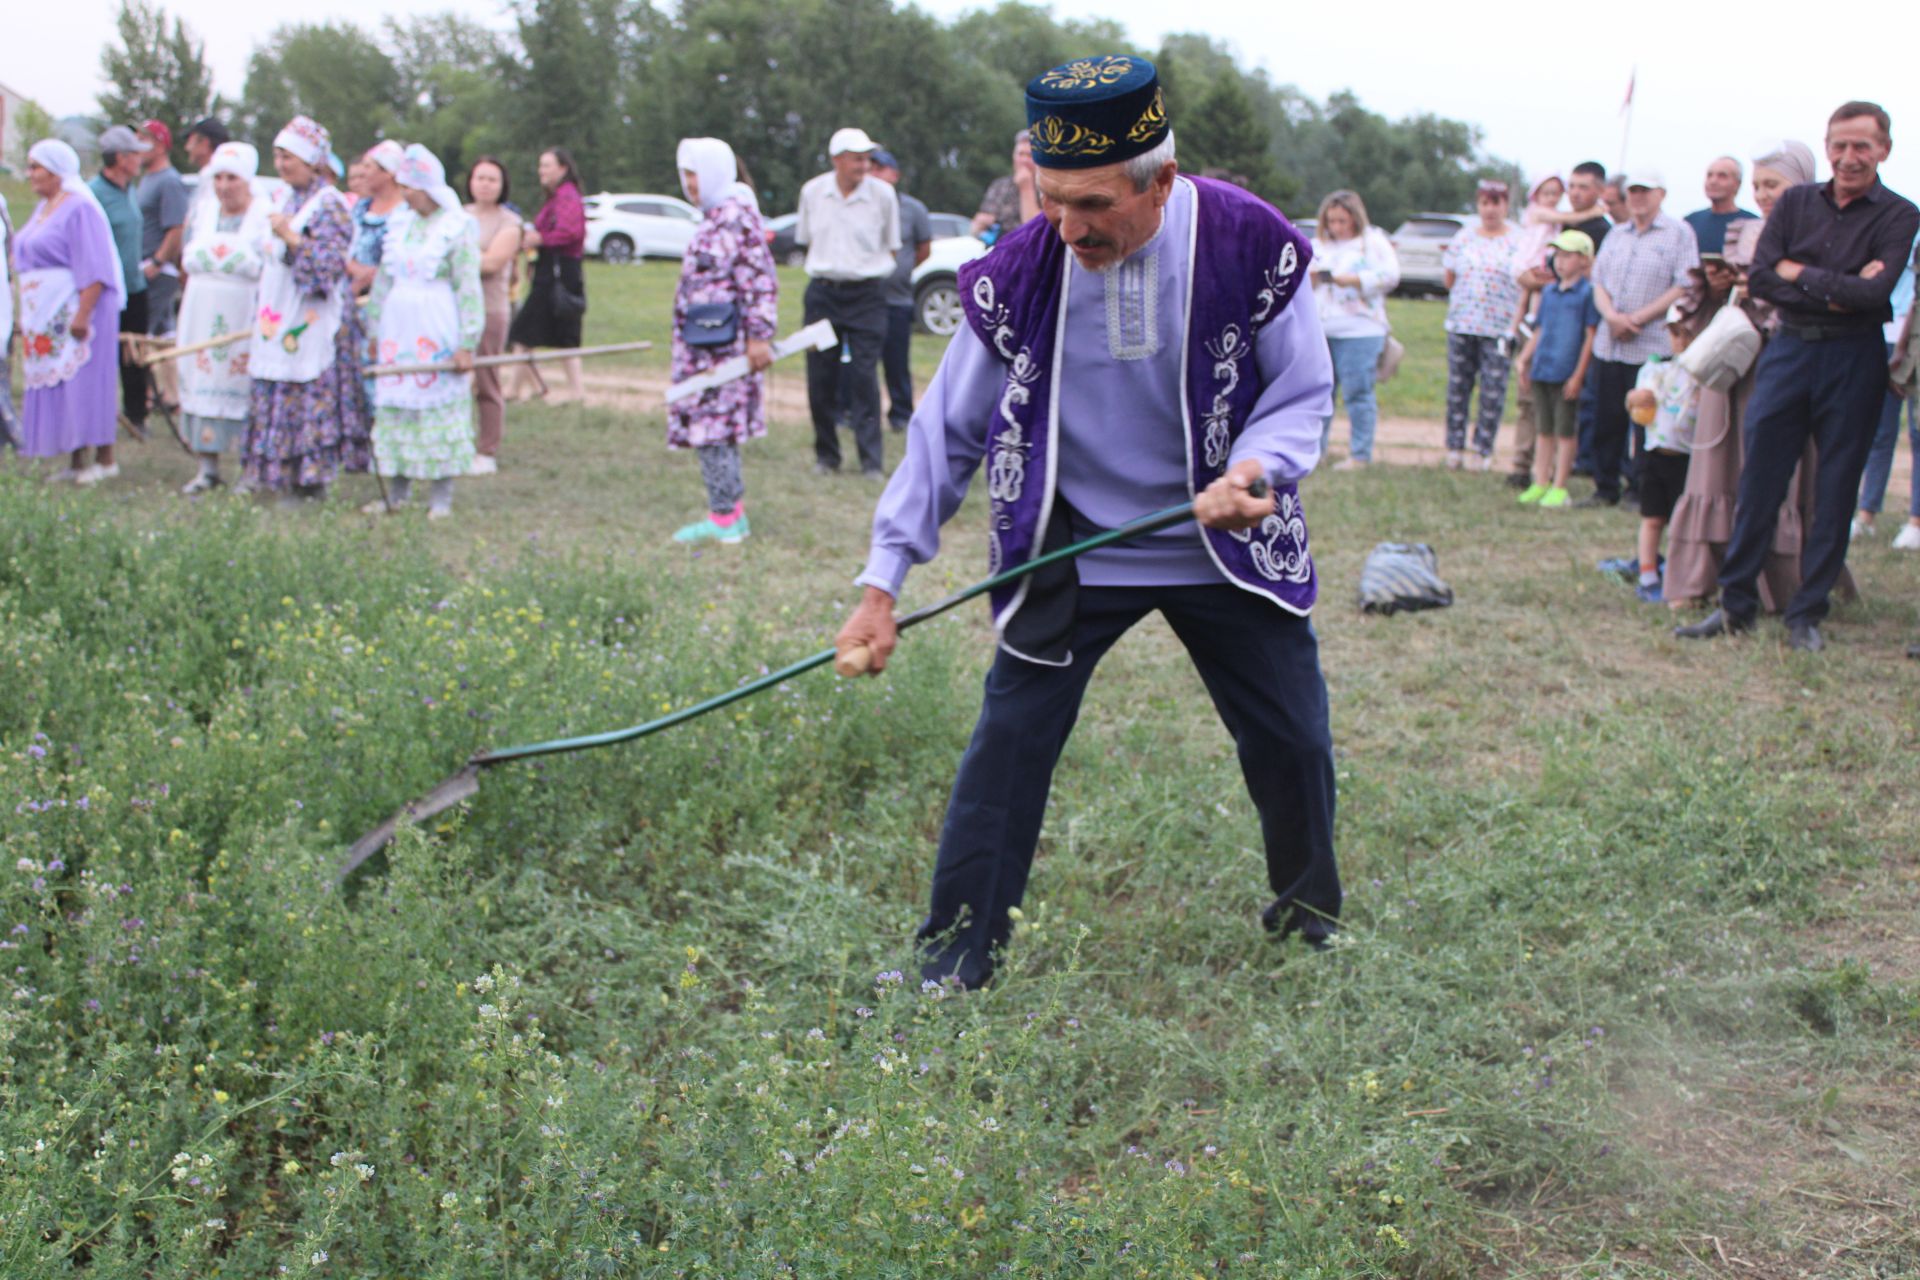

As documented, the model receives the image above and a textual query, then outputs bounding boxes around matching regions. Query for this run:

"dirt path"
[561,368,1917,499]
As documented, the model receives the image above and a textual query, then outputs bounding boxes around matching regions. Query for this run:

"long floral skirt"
[243,310,372,491]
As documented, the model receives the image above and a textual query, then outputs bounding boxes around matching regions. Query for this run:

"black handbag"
[549,269,587,320]
[682,301,739,348]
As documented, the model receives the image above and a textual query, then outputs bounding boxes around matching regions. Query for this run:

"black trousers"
[804,278,887,472]
[882,302,914,430]
[1589,357,1642,501]
[918,584,1341,987]
[119,290,150,426]
[1719,328,1887,626]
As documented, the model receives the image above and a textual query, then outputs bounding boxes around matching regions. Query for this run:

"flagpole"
[1617,66,1636,175]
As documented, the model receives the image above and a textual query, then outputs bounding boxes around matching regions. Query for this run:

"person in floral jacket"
[666,137,778,545]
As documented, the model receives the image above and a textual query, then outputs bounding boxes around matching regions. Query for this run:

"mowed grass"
[3,249,1918,1276]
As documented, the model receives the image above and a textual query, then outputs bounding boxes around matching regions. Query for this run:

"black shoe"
[888,420,910,434]
[1260,899,1334,950]
[861,467,886,480]
[1786,620,1824,653]
[1573,492,1619,509]
[1505,472,1531,489]
[1673,608,1753,640]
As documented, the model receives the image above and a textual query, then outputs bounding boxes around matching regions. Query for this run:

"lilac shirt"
[859,179,1333,597]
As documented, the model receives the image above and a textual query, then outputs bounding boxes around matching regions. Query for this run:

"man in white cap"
[795,126,901,477]
[1582,168,1697,511]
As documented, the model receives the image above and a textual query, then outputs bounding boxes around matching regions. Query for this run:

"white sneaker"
[1892,524,1920,551]
[180,472,222,496]
[1444,450,1464,471]
[45,467,82,484]
[359,497,395,516]
[1849,517,1871,541]
[1332,457,1369,472]
[1470,452,1495,473]
[73,463,119,487]
[427,505,453,521]
[468,454,498,477]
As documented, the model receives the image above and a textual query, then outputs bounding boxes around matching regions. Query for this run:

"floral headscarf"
[395,144,462,213]
[272,116,330,168]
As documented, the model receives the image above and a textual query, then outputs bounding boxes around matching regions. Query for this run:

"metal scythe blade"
[335,765,481,884]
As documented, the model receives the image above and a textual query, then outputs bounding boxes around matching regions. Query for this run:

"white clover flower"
[477,1003,499,1020]
[353,1163,374,1182]
[439,1191,458,1209]
[473,973,494,993]
[16,858,36,872]
[329,1152,347,1167]
[204,1218,226,1230]
[311,1249,328,1265]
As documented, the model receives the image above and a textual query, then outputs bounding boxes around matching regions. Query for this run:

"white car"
[1389,214,1466,297]
[583,192,702,263]
[910,235,989,336]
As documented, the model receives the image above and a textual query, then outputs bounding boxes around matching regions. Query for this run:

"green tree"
[384,15,519,182]
[6,98,58,171]
[512,0,629,190]
[238,22,401,160]
[96,0,218,166]
[1180,71,1289,207]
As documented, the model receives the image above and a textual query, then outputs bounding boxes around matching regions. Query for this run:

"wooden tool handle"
[833,645,874,678]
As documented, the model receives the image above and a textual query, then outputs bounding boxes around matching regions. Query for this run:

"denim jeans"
[1856,342,1920,517]
[1320,333,1386,462]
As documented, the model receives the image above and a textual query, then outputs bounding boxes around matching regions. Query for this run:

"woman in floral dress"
[243,116,372,501]
[175,141,273,494]
[666,137,778,545]
[364,144,483,519]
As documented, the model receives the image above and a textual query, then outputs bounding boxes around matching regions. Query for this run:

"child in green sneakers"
[1514,230,1598,508]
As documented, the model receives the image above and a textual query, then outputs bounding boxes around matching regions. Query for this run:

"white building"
[0,79,29,171]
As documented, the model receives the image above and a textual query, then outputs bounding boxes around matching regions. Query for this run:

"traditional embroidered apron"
[18,268,91,390]
[178,202,271,420]
[248,187,347,384]
[372,210,469,410]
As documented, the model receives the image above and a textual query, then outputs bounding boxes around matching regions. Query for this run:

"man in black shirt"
[1679,101,1920,651]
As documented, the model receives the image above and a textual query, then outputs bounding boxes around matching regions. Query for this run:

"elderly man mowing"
[836,55,1341,988]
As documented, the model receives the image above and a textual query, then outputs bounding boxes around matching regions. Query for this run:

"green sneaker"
[1517,483,1548,504]
[1537,486,1571,508]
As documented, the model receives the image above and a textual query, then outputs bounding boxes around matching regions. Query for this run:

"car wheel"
[600,234,635,265]
[915,276,963,336]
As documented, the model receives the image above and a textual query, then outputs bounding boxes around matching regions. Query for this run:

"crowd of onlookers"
[1304,102,1918,652]
[5,98,1916,648]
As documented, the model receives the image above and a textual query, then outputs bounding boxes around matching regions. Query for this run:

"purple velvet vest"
[958,175,1317,644]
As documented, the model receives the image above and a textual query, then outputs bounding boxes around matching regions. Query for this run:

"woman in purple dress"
[242,116,371,501]
[10,140,125,482]
[666,137,778,545]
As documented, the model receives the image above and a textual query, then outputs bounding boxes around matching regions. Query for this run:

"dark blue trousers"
[1573,368,1599,474]
[882,303,915,431]
[918,584,1340,987]
[1720,329,1888,625]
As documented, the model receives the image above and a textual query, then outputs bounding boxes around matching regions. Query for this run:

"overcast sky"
[9,0,1916,206]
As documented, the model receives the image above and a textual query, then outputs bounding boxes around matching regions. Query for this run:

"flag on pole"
[1620,67,1636,116]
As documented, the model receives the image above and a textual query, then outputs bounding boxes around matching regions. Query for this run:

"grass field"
[3,202,1918,1276]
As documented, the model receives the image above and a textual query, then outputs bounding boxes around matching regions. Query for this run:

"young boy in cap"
[1516,229,1599,508]
[1625,307,1701,602]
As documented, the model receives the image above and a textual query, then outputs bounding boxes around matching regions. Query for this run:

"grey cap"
[97,124,153,154]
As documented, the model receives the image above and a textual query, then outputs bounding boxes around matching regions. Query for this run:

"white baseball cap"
[829,127,879,157]
[1623,169,1667,191]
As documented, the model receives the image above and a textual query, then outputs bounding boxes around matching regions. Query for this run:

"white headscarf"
[395,143,463,214]
[272,116,329,169]
[676,137,755,213]
[28,138,110,223]
[205,141,258,181]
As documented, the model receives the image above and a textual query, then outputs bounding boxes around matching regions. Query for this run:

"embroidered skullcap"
[1024,54,1169,171]
[364,139,405,174]
[273,116,329,167]
[1752,139,1816,187]
[205,141,258,181]
[396,143,462,213]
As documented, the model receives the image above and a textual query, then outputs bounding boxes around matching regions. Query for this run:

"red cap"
[140,119,173,152]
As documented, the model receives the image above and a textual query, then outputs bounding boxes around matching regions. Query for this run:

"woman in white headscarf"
[174,141,273,493]
[363,143,482,518]
[1666,140,1836,610]
[9,139,125,479]
[244,115,372,500]
[665,137,778,545]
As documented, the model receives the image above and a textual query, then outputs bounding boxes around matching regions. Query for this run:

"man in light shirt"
[796,127,901,477]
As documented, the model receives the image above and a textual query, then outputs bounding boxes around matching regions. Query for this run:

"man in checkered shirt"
[1581,171,1700,506]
